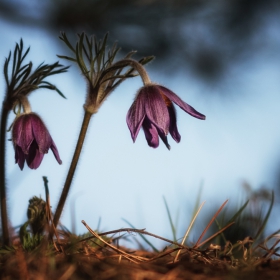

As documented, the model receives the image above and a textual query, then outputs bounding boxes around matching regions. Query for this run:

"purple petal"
[30,114,52,153]
[25,140,44,169]
[142,117,159,148]
[12,114,34,154]
[15,146,25,170]
[168,104,181,143]
[157,129,171,150]
[50,140,62,164]
[126,93,146,142]
[142,86,170,134]
[158,86,206,120]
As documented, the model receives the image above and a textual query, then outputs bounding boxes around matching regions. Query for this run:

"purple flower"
[126,84,206,149]
[12,113,62,170]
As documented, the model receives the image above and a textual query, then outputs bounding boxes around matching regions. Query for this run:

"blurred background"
[1,0,280,248]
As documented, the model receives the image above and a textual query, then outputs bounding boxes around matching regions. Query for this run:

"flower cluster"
[1,34,206,246]
[8,34,206,169]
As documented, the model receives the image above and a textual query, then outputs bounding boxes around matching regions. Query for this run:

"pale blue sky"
[1,17,280,247]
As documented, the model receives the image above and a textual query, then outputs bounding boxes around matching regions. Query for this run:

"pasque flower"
[126,84,206,149]
[12,113,62,170]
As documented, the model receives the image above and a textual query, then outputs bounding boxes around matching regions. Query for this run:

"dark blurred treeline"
[1,0,279,83]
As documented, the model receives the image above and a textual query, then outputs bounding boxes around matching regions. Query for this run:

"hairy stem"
[0,103,10,246]
[116,59,152,85]
[103,59,152,86]
[53,110,93,228]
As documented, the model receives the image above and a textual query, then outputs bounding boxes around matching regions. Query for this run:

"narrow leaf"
[4,52,11,86]
[163,196,176,242]
[227,199,249,224]
[39,81,67,98]
[56,54,77,62]
[20,46,30,64]
[59,32,76,53]
[254,191,274,242]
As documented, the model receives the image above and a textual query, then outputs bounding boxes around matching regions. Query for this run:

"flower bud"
[27,196,47,235]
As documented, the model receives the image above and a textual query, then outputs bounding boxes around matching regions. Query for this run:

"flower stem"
[0,104,10,246]
[19,95,32,114]
[107,59,152,86]
[123,59,152,85]
[53,110,93,228]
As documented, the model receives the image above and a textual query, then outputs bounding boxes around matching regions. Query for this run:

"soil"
[1,247,280,279]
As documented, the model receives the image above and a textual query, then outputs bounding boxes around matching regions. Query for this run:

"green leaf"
[39,81,67,98]
[124,50,137,59]
[12,44,18,78]
[0,245,16,254]
[139,56,155,65]
[96,33,108,72]
[14,63,32,86]
[59,32,76,53]
[163,196,177,242]
[254,191,274,242]
[227,199,249,225]
[57,55,77,62]
[4,52,11,86]
[20,46,30,64]
[75,41,88,78]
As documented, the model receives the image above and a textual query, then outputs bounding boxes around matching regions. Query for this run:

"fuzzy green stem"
[53,110,93,228]
[0,103,10,246]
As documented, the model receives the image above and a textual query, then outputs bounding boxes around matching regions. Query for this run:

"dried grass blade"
[122,219,159,252]
[147,247,181,262]
[82,220,142,264]
[81,226,185,250]
[174,201,206,262]
[215,199,250,245]
[43,176,61,251]
[58,264,76,280]
[196,221,235,248]
[193,200,228,249]
[256,229,280,260]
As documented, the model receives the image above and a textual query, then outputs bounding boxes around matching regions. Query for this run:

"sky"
[1,15,280,248]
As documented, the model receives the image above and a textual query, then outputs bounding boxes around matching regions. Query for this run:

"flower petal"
[142,86,170,133]
[142,117,159,148]
[168,103,181,143]
[12,114,34,154]
[15,146,25,170]
[158,86,206,120]
[50,140,62,164]
[126,95,146,142]
[25,140,44,169]
[30,114,52,153]
[157,129,171,150]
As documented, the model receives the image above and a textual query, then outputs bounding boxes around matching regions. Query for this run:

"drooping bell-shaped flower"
[126,84,206,149]
[12,113,62,170]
